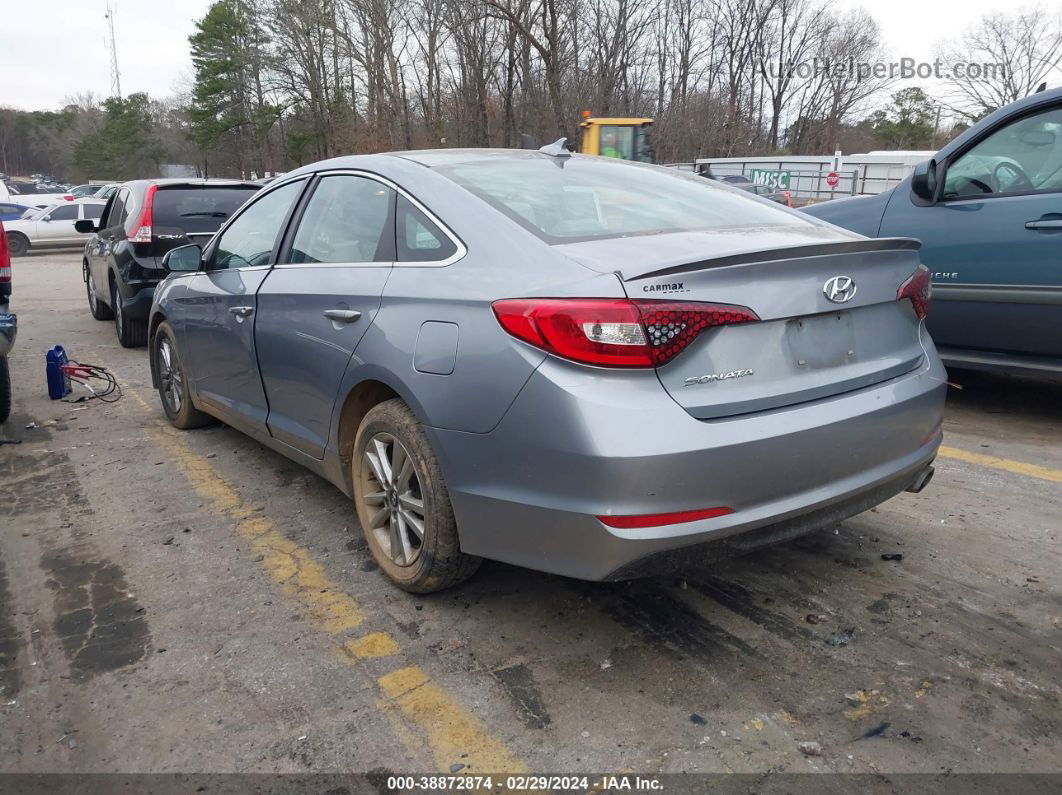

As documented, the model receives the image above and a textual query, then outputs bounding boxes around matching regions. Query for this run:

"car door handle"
[229,306,254,318]
[1025,219,1062,230]
[323,309,362,323]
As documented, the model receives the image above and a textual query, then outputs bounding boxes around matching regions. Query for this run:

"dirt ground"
[1,250,1059,782]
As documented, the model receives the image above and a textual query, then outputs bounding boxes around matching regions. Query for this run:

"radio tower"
[105,3,122,98]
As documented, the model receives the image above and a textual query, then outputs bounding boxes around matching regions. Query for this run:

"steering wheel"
[993,160,1035,193]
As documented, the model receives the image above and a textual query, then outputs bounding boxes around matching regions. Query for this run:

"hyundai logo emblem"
[823,275,857,303]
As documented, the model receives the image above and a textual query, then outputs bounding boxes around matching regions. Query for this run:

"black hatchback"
[77,179,260,346]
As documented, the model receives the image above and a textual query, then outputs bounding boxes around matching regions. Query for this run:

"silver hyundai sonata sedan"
[148,148,945,593]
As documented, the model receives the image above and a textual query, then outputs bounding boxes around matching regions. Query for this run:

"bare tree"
[936,5,1062,121]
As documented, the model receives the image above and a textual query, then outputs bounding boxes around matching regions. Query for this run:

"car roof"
[283,149,559,176]
[116,178,261,189]
[390,148,556,168]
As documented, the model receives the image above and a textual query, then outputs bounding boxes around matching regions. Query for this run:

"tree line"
[1,0,1060,181]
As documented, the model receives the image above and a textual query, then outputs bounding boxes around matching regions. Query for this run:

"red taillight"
[598,506,734,529]
[637,301,759,365]
[0,222,10,283]
[492,298,758,368]
[63,194,74,201]
[898,265,932,320]
[130,184,157,243]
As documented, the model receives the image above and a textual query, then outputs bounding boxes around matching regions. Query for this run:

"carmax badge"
[683,368,754,386]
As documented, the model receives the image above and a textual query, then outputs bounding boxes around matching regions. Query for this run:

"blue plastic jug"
[46,345,70,400]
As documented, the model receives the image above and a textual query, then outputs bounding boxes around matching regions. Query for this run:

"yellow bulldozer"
[577,112,654,162]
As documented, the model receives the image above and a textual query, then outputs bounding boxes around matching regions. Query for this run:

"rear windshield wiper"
[180,211,228,217]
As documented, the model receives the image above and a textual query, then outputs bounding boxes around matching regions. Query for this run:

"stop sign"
[826,171,839,188]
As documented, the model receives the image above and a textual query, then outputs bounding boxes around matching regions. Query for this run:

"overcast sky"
[0,0,1039,112]
[3,0,212,110]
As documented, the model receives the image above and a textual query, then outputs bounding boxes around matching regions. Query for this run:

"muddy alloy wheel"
[156,335,183,417]
[360,432,427,568]
[151,321,212,430]
[351,399,480,593]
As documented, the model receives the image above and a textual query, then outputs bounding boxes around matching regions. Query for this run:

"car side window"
[286,175,395,264]
[943,105,1062,199]
[396,196,458,262]
[82,203,105,220]
[104,190,129,229]
[45,204,78,221]
[210,179,304,271]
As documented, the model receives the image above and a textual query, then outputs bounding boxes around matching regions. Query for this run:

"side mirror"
[911,159,938,203]
[162,243,203,272]
[40,216,51,222]
[74,219,96,233]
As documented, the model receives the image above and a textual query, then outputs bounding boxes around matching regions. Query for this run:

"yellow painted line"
[345,632,400,659]
[123,381,525,773]
[939,445,1062,485]
[150,426,365,634]
[379,666,528,774]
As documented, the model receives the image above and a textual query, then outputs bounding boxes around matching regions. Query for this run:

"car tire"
[152,321,212,429]
[7,233,28,257]
[352,399,481,593]
[0,357,10,425]
[112,280,147,347]
[85,264,113,320]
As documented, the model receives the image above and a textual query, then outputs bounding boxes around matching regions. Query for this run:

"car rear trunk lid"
[560,231,927,419]
[147,184,259,261]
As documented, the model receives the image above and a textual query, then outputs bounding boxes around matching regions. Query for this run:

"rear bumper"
[0,312,16,357]
[432,340,946,581]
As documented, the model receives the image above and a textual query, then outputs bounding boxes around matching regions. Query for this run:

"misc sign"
[748,169,791,190]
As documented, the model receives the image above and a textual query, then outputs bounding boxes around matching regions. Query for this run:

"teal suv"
[805,88,1062,381]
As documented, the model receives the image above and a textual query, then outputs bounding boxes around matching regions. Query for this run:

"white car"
[3,200,106,256]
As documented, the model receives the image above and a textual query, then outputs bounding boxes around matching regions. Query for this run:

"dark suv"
[77,179,260,346]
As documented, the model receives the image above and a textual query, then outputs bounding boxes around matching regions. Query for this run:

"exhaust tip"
[906,465,935,494]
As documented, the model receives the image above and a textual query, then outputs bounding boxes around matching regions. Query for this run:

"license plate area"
[785,311,857,369]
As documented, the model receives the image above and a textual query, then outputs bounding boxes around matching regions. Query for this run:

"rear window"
[437,156,806,243]
[152,186,259,235]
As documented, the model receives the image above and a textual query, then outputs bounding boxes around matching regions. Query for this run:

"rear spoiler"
[631,237,921,281]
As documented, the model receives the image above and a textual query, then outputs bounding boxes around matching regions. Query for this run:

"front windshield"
[437,154,805,243]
